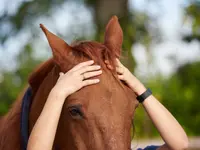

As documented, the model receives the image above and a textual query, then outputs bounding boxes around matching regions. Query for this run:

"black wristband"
[136,88,152,103]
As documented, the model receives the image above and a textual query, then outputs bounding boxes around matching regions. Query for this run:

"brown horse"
[0,16,139,150]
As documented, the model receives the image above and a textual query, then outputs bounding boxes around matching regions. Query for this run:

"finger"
[116,58,123,67]
[83,70,102,79]
[104,60,113,70]
[58,72,64,81]
[106,64,114,70]
[116,66,124,74]
[78,65,101,74]
[118,74,124,80]
[82,79,100,86]
[70,60,94,72]
[104,60,110,64]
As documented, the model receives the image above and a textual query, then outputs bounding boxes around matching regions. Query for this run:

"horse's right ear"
[40,24,72,66]
[104,16,123,58]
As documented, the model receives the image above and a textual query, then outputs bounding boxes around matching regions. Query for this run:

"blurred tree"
[83,0,157,72]
[0,0,157,71]
[183,1,200,42]
[0,0,160,137]
[161,61,200,135]
[134,61,200,137]
[0,0,66,43]
[0,44,42,115]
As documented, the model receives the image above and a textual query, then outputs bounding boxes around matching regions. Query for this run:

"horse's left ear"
[104,16,123,58]
[40,24,72,66]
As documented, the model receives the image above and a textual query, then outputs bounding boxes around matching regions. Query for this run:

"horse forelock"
[71,41,119,72]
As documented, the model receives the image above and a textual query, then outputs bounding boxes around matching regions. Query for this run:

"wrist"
[136,88,152,103]
[127,74,146,95]
[50,87,70,101]
[134,84,147,96]
[123,68,147,96]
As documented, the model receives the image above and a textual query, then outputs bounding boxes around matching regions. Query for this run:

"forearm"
[143,95,188,149]
[135,84,188,150]
[27,89,66,150]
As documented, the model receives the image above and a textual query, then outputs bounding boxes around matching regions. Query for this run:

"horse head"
[28,16,139,150]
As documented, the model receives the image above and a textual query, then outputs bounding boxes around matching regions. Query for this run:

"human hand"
[52,60,102,99]
[105,58,146,95]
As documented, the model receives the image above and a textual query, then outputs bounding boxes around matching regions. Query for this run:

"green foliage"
[0,44,42,115]
[134,61,200,137]
[134,60,200,137]
[183,1,200,42]
[162,61,200,135]
[0,0,66,43]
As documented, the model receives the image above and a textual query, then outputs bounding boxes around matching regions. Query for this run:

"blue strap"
[137,145,160,150]
[20,87,32,150]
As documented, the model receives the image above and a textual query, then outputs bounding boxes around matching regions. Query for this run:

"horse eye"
[68,106,84,119]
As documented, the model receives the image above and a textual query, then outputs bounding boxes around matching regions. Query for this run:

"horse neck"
[0,59,56,150]
[28,65,59,132]
[0,87,28,150]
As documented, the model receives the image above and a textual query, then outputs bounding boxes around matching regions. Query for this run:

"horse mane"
[28,58,55,93]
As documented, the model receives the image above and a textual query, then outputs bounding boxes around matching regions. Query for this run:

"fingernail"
[90,60,94,63]
[97,65,101,68]
[96,79,100,82]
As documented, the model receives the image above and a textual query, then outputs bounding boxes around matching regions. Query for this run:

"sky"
[0,0,200,79]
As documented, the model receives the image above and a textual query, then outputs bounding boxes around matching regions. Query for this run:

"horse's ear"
[104,16,123,58]
[40,24,72,65]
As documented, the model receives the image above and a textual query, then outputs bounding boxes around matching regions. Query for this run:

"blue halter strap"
[20,87,32,150]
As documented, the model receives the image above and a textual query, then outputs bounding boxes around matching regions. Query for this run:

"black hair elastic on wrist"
[136,88,152,103]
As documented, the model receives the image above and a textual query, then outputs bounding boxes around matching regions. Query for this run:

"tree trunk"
[86,0,136,72]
